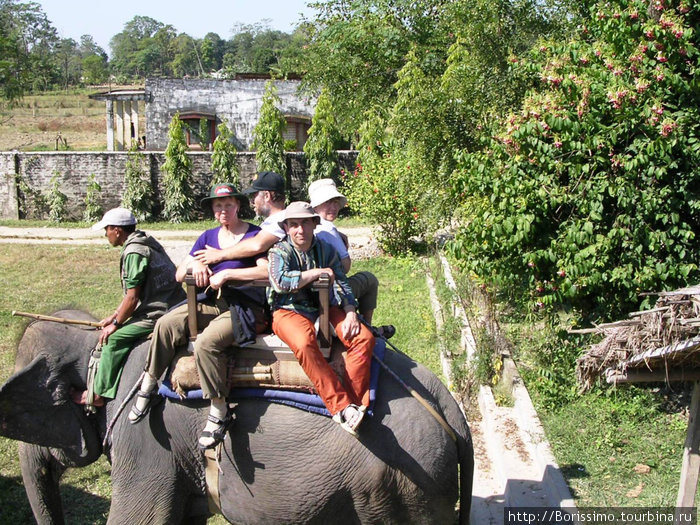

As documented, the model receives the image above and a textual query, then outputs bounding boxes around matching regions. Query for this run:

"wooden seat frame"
[184,270,332,357]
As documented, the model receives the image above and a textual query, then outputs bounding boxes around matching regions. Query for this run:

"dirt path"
[0,225,380,265]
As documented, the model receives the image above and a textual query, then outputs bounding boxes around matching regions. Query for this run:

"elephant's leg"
[18,442,67,525]
[108,474,193,524]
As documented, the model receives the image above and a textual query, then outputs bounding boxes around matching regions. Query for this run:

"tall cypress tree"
[303,89,340,187]
[252,80,287,176]
[210,120,239,187]
[161,113,195,222]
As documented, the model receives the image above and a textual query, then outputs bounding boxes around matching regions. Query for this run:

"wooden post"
[313,273,331,353]
[184,273,199,343]
[675,381,700,523]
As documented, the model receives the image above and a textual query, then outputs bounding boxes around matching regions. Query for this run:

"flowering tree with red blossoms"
[449,0,700,323]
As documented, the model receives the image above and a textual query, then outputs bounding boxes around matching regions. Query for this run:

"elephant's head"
[0,313,103,466]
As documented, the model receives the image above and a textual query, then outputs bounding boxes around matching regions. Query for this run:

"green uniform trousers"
[94,318,154,399]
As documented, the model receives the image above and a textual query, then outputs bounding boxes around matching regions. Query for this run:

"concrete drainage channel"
[426,255,576,524]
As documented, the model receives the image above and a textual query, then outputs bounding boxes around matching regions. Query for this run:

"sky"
[35,0,316,55]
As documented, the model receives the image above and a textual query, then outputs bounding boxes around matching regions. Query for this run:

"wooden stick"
[11,310,101,328]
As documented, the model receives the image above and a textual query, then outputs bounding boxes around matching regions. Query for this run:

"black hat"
[200,183,247,209]
[244,171,285,195]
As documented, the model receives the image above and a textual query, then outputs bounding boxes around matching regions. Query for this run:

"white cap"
[92,208,137,230]
[308,179,347,209]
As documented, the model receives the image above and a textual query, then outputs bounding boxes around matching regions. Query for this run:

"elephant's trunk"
[19,442,67,525]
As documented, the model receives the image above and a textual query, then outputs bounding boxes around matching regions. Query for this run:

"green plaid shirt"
[267,236,357,319]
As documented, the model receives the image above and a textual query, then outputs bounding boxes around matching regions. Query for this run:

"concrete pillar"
[1,170,19,219]
[131,101,140,149]
[106,100,115,151]
[124,101,132,150]
[116,100,124,151]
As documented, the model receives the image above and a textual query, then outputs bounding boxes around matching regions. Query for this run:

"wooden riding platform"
[174,271,337,395]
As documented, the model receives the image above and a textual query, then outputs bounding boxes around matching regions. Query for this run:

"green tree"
[298,0,578,144]
[121,146,154,222]
[55,37,80,89]
[82,53,108,84]
[303,89,340,186]
[0,0,59,100]
[200,34,217,72]
[110,16,175,79]
[171,33,202,77]
[78,35,108,84]
[449,0,700,323]
[79,34,107,60]
[161,113,195,222]
[210,120,239,186]
[296,0,450,138]
[252,80,287,175]
[198,117,209,149]
[221,23,296,76]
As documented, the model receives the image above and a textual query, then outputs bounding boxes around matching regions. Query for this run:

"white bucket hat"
[92,208,137,230]
[308,179,347,209]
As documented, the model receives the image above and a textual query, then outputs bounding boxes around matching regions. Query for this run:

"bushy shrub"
[518,329,581,410]
[343,150,424,254]
[82,173,102,223]
[46,172,67,223]
[15,173,47,219]
[198,118,210,150]
[449,0,700,323]
[121,147,153,222]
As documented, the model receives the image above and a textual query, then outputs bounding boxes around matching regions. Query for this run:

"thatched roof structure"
[576,284,700,390]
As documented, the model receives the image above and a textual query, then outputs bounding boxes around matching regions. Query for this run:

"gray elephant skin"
[0,310,473,524]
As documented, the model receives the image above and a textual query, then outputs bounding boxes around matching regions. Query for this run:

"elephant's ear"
[0,354,93,454]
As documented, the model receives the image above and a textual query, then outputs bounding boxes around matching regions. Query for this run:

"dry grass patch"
[0,87,141,151]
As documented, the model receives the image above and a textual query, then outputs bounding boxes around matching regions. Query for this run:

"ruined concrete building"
[90,76,315,152]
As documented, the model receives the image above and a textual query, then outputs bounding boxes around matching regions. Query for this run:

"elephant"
[0,310,474,524]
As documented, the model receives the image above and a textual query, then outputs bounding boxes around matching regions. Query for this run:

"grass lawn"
[0,244,121,524]
[539,389,692,506]
[0,243,441,523]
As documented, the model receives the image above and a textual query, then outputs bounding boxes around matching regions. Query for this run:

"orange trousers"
[272,307,375,416]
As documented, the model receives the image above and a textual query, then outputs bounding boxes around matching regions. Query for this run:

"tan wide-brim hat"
[308,178,347,209]
[278,201,321,229]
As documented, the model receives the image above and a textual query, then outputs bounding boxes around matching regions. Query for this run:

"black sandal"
[128,389,159,425]
[198,413,233,450]
[374,324,396,339]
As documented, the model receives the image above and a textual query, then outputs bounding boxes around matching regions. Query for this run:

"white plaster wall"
[146,78,315,151]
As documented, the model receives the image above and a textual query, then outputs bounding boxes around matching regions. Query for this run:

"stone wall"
[146,78,314,151]
[0,151,358,220]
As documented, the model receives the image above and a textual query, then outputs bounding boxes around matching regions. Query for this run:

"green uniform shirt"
[122,252,148,289]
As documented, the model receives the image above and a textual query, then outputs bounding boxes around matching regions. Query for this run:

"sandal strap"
[207,413,231,425]
[136,389,156,399]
